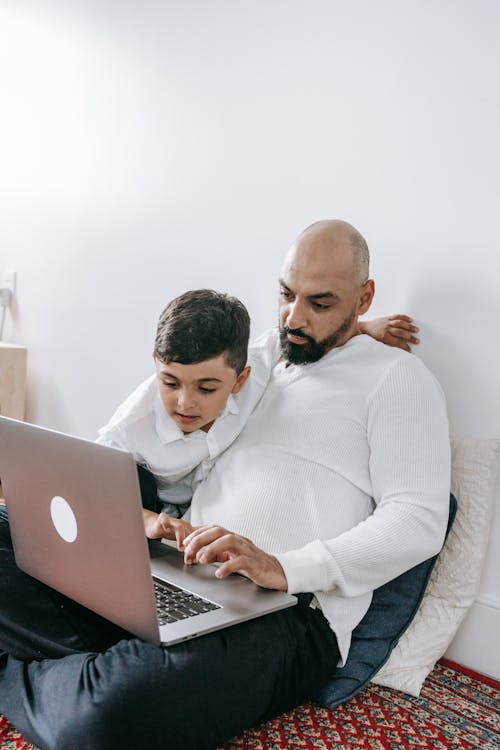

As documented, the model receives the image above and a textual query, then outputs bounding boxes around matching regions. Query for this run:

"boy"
[98,289,418,546]
[97,289,280,546]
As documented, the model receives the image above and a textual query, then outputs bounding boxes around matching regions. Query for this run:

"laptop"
[0,416,296,645]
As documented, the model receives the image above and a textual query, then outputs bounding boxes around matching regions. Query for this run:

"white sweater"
[191,334,451,663]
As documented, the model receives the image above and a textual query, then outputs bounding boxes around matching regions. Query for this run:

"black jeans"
[0,506,339,750]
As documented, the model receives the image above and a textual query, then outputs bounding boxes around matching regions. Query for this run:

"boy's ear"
[231,366,251,394]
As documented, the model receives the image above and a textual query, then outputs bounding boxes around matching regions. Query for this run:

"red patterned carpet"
[1,660,498,749]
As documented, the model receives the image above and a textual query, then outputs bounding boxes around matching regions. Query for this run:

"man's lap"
[0,506,339,750]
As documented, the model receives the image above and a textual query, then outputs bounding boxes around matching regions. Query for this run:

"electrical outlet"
[3,270,16,295]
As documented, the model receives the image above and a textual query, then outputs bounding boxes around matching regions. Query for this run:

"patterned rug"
[1,659,498,749]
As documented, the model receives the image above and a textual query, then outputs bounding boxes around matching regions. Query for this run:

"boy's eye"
[199,387,217,394]
[280,289,293,300]
[162,381,178,389]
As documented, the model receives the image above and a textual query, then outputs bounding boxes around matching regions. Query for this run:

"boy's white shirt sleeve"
[95,376,157,460]
[273,356,451,598]
[247,328,281,375]
[96,418,147,465]
[96,425,128,450]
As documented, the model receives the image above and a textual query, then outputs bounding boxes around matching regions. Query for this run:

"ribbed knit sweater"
[191,333,451,663]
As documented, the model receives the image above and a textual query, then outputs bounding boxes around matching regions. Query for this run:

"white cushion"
[371,437,500,696]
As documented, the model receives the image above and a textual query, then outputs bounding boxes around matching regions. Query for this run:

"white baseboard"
[445,597,500,680]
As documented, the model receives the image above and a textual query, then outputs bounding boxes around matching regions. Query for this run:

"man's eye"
[312,301,331,310]
[280,289,293,300]
[162,381,178,389]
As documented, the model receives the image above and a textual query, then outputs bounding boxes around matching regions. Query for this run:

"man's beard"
[279,307,357,365]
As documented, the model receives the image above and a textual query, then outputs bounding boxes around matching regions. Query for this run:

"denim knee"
[50,643,170,750]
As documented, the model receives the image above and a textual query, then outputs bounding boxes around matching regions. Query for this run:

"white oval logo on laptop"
[50,496,78,543]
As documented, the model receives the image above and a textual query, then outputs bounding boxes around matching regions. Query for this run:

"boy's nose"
[177,390,196,411]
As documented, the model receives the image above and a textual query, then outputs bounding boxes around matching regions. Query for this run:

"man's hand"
[182,525,288,591]
[360,315,420,352]
[143,509,194,550]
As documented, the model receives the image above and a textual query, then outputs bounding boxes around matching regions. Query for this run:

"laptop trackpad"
[148,538,173,558]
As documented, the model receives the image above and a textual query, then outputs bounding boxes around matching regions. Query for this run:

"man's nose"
[285,299,307,330]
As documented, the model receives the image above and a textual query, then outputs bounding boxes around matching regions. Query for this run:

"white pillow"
[371,437,500,696]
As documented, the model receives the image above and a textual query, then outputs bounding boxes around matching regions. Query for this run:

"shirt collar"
[218,393,240,418]
[205,394,240,456]
[154,390,240,444]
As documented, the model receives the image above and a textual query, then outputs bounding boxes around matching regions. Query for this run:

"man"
[0,220,450,750]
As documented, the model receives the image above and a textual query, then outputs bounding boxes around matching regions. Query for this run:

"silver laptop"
[0,416,296,646]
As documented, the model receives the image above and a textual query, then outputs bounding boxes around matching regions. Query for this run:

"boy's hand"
[143,509,194,551]
[359,315,420,352]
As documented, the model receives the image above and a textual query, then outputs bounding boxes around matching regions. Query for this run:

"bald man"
[185,220,450,658]
[0,221,450,750]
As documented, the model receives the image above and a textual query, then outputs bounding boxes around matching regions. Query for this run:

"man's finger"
[214,555,249,579]
[184,528,234,564]
[183,524,221,547]
[195,534,244,564]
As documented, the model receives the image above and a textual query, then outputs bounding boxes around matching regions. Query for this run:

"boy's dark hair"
[154,289,250,374]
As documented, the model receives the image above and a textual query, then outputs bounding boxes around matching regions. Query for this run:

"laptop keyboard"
[153,576,221,625]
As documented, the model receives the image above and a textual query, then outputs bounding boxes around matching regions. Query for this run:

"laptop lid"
[0,416,296,646]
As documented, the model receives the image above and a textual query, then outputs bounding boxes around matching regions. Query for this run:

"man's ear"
[231,366,251,394]
[358,280,375,316]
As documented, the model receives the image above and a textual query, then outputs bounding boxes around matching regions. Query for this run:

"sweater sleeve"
[274,356,451,597]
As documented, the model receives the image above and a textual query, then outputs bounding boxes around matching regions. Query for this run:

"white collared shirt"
[96,329,281,507]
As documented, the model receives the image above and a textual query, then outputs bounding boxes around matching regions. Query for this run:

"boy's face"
[154,354,250,434]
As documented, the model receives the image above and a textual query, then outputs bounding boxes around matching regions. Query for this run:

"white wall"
[1,0,499,677]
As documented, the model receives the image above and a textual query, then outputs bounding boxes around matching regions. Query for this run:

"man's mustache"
[281,327,317,346]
